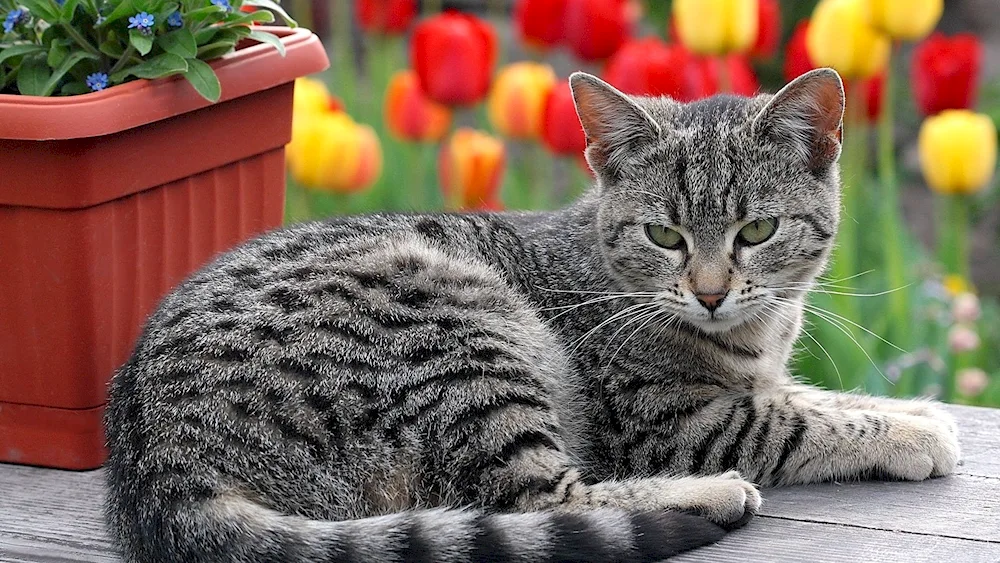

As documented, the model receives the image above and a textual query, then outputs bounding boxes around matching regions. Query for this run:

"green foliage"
[0,0,296,101]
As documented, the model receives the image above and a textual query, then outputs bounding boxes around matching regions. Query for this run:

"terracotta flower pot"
[0,26,329,470]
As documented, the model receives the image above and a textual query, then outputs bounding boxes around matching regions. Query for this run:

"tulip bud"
[438,129,506,210]
[603,38,709,101]
[918,110,997,195]
[355,0,417,35]
[287,113,382,194]
[912,33,983,117]
[487,62,558,140]
[863,0,942,41]
[956,368,989,397]
[384,70,452,143]
[541,80,587,156]
[514,0,567,50]
[562,0,638,61]
[411,13,498,106]
[948,325,980,353]
[952,293,981,324]
[807,0,889,79]
[293,77,343,116]
[674,0,759,56]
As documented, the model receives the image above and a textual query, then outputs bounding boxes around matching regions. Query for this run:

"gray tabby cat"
[105,68,960,563]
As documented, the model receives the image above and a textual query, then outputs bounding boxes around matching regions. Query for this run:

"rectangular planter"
[0,27,329,470]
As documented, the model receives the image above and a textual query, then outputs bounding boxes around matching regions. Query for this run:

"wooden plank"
[759,474,1000,542]
[947,404,1000,478]
[673,517,1000,563]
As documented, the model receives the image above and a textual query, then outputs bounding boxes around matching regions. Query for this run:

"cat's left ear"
[752,68,845,173]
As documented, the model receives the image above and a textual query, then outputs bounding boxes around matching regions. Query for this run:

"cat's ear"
[570,72,661,180]
[752,68,845,173]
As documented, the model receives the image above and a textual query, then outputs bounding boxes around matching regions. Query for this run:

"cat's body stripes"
[105,70,958,562]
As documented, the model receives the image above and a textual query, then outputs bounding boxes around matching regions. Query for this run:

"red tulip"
[912,33,983,116]
[411,12,498,106]
[384,70,452,142]
[603,38,709,102]
[699,54,759,97]
[514,0,567,50]
[750,0,781,59]
[783,20,814,83]
[541,80,587,156]
[785,20,883,122]
[355,0,418,35]
[562,0,638,61]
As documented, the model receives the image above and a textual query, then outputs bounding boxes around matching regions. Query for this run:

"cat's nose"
[696,292,728,312]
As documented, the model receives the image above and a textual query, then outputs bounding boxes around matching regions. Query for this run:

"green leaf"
[242,0,296,27]
[99,37,125,57]
[110,52,187,82]
[196,41,235,60]
[16,54,51,95]
[242,10,275,24]
[246,30,284,57]
[47,39,69,67]
[40,50,98,95]
[193,26,220,45]
[184,5,229,23]
[182,58,220,102]
[157,28,196,58]
[0,44,47,67]
[60,80,91,95]
[17,0,59,21]
[60,0,81,21]
[100,0,135,26]
[129,29,154,56]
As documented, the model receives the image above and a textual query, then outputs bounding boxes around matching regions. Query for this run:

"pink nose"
[696,292,727,312]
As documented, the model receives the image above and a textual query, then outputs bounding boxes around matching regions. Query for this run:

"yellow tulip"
[807,0,889,79]
[293,77,338,116]
[918,110,997,195]
[864,0,942,41]
[673,0,758,55]
[287,112,382,193]
[438,128,506,210]
[487,62,557,140]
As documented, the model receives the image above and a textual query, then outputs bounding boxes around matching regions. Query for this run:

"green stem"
[876,45,912,356]
[423,0,443,16]
[60,23,101,58]
[938,195,971,279]
[832,80,865,292]
[108,44,136,76]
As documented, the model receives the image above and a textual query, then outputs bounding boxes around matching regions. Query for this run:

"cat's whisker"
[541,292,656,321]
[766,284,912,298]
[599,302,664,356]
[759,301,842,383]
[569,301,660,352]
[783,297,907,354]
[606,309,672,368]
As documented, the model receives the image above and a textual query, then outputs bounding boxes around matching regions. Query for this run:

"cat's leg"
[639,386,959,487]
[786,383,957,431]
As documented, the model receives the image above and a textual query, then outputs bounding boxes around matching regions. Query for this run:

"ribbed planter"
[0,26,329,470]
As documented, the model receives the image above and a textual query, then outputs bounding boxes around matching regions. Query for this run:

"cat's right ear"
[569,72,661,181]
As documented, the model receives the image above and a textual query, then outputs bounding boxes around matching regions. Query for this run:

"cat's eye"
[737,218,779,246]
[645,224,686,251]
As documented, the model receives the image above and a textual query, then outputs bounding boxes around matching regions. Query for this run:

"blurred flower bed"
[280,0,1000,407]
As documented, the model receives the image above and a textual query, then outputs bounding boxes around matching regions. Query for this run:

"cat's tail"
[129,494,726,562]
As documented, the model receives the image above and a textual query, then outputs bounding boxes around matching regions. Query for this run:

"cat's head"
[571,68,845,334]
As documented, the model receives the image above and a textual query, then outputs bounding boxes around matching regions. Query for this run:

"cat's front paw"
[882,414,960,480]
[670,471,762,530]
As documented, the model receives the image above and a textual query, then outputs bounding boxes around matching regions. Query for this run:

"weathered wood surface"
[1,405,998,562]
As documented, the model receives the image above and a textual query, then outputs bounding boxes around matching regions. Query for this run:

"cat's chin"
[686,315,749,334]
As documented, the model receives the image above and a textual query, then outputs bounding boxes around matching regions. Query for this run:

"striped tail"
[129,495,727,562]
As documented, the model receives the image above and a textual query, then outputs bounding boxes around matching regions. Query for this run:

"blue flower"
[127,11,155,34]
[167,11,183,28]
[86,72,109,92]
[95,15,106,25]
[210,0,231,12]
[3,8,28,34]
[55,0,65,4]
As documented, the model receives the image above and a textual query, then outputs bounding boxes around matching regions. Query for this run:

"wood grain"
[1,404,997,562]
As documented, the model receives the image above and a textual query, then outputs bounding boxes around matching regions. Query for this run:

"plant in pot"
[0,0,329,470]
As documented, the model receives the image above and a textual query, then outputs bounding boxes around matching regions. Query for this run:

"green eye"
[737,218,779,246]
[645,224,686,250]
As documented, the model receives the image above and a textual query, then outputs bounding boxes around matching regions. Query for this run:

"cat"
[104,68,960,563]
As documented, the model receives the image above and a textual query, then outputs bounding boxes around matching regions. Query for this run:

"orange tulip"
[487,62,557,140]
[438,128,506,210]
[287,112,382,194]
[384,70,452,142]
